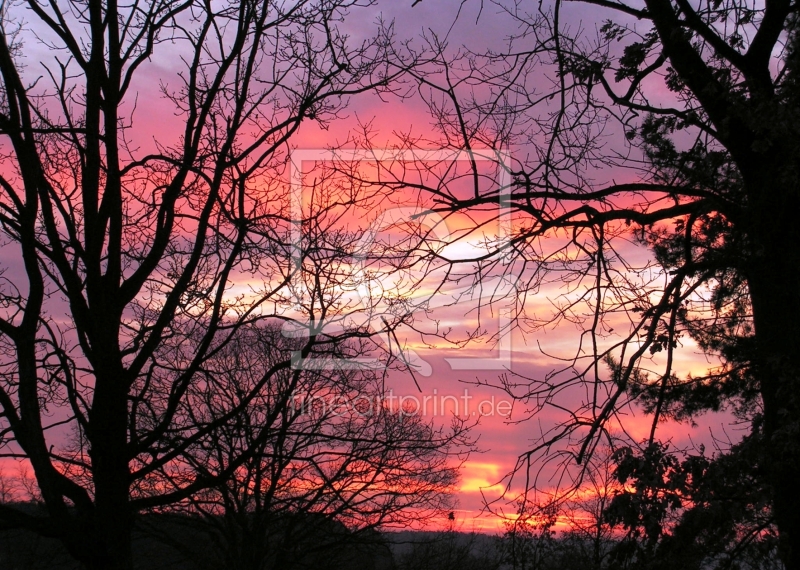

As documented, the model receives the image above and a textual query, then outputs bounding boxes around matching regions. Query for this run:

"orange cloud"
[459,461,507,495]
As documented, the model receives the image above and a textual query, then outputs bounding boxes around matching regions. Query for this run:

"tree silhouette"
[144,323,468,570]
[395,0,800,566]
[0,1,425,568]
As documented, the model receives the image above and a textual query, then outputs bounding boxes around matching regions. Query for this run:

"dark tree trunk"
[745,167,800,570]
[85,465,133,570]
[83,357,133,570]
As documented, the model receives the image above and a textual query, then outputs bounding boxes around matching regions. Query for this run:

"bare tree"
[500,499,558,570]
[0,0,424,568]
[141,322,469,570]
[374,0,800,566]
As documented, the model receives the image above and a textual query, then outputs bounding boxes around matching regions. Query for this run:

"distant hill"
[0,504,395,570]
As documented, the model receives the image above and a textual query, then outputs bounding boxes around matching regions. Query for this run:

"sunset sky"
[0,0,740,536]
[285,0,736,533]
